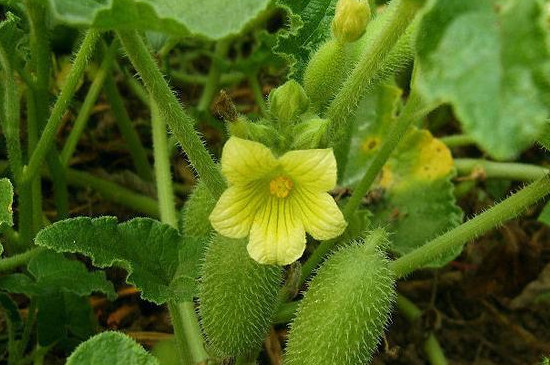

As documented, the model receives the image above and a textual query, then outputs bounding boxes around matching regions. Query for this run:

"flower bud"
[332,0,371,43]
[268,80,310,127]
[227,116,280,147]
[291,118,330,149]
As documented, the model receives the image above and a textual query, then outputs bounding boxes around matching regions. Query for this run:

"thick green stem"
[149,85,208,362]
[300,93,429,284]
[0,247,46,272]
[150,98,178,226]
[23,30,101,185]
[454,159,548,182]
[327,0,425,168]
[440,134,476,148]
[197,41,230,113]
[0,38,23,183]
[103,73,153,181]
[26,0,70,220]
[117,30,225,199]
[61,41,117,166]
[391,174,550,277]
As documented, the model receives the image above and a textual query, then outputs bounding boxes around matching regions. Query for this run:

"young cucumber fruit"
[285,229,396,365]
[199,235,283,357]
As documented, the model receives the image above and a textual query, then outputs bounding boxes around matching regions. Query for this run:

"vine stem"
[327,0,425,169]
[391,174,550,278]
[147,68,208,362]
[0,247,46,272]
[23,30,102,185]
[454,159,548,182]
[117,30,226,199]
[248,73,268,116]
[300,92,431,284]
[197,41,230,113]
[440,134,476,148]
[103,72,153,181]
[396,295,448,365]
[60,40,117,166]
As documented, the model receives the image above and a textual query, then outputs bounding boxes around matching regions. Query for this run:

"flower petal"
[209,184,267,239]
[221,137,278,185]
[292,188,347,240]
[248,197,306,265]
[279,148,337,192]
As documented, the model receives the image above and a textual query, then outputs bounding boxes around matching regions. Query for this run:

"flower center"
[269,176,294,198]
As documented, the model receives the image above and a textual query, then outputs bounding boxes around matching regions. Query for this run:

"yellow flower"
[209,137,347,265]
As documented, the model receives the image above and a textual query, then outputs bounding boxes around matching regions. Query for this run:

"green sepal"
[290,117,330,149]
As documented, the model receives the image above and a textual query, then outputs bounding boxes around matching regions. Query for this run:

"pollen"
[269,176,294,198]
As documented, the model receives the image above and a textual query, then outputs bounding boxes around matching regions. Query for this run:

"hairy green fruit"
[303,39,354,113]
[285,229,396,365]
[179,180,216,238]
[199,235,284,357]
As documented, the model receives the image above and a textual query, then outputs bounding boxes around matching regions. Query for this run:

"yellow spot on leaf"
[379,166,393,188]
[414,134,453,180]
[361,137,381,153]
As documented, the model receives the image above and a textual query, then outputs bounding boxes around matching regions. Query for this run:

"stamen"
[269,176,294,198]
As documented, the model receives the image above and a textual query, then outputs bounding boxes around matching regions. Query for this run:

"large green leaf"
[0,251,115,298]
[0,251,111,347]
[47,0,271,40]
[274,0,337,78]
[415,0,550,160]
[34,217,203,304]
[344,84,463,267]
[67,331,159,365]
[36,292,96,348]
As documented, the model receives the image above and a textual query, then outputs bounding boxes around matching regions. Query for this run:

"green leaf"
[47,0,271,40]
[0,251,116,299]
[36,292,96,348]
[344,85,463,267]
[0,178,14,228]
[35,217,203,304]
[67,331,159,365]
[415,0,550,160]
[274,0,337,78]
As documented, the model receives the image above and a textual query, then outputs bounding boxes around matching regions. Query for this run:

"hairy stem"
[117,30,225,199]
[197,41,230,112]
[248,73,268,116]
[0,247,46,272]
[391,174,550,277]
[23,30,101,185]
[301,93,430,284]
[327,0,425,169]
[454,159,548,182]
[440,134,476,148]
[396,295,448,365]
[103,72,153,181]
[61,41,117,166]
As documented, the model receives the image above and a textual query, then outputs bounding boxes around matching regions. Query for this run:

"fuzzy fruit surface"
[199,235,283,357]
[285,229,396,365]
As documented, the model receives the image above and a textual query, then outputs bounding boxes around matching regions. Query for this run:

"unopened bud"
[332,0,371,43]
[268,80,310,127]
[291,118,330,149]
[227,117,280,147]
